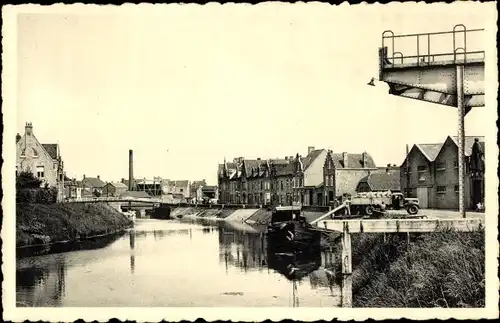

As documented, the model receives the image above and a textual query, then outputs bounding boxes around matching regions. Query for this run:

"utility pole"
[406,144,410,198]
[456,64,466,218]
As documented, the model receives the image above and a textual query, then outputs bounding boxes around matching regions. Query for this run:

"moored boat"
[266,205,321,250]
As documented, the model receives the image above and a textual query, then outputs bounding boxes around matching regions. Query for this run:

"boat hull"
[267,222,321,251]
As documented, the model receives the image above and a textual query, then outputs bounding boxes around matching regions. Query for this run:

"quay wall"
[168,204,328,224]
[16,202,134,249]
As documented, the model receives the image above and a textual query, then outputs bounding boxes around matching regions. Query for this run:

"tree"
[16,171,42,189]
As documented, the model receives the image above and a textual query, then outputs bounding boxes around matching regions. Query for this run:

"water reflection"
[17,254,67,307]
[218,226,267,272]
[17,219,340,307]
[217,222,338,295]
[129,231,135,275]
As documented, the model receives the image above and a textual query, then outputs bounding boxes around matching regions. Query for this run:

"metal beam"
[320,218,484,233]
[457,64,466,217]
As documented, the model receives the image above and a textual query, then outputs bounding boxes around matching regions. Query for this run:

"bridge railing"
[65,196,161,203]
[381,25,485,68]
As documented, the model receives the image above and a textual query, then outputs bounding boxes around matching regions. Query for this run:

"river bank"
[16,203,134,250]
[327,229,485,307]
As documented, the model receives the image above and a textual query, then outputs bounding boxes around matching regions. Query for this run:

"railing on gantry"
[381,24,485,67]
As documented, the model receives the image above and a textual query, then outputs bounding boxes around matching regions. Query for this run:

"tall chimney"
[308,146,315,155]
[129,149,134,191]
[362,152,367,168]
[342,152,348,168]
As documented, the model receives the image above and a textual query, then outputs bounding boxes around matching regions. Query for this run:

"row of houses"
[218,146,388,207]
[218,137,485,210]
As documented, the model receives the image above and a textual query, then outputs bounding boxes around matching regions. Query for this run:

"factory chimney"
[129,149,134,191]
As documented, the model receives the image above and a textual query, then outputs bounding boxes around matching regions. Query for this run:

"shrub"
[17,188,57,204]
[352,230,485,308]
[16,171,42,189]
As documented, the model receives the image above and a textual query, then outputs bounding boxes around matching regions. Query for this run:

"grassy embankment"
[16,203,134,248]
[324,229,485,308]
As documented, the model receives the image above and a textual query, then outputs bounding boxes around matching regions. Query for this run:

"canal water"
[16,219,341,307]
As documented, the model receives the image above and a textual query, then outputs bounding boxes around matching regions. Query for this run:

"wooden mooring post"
[322,218,484,308]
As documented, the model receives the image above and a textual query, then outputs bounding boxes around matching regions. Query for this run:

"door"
[416,187,428,209]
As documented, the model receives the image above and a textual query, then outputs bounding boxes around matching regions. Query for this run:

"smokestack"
[129,149,134,191]
[308,146,315,155]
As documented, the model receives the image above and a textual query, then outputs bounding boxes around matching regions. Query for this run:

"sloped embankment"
[224,209,259,221]
[169,206,257,220]
[325,230,485,307]
[16,203,133,248]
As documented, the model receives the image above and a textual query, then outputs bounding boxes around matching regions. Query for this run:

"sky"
[13,3,497,185]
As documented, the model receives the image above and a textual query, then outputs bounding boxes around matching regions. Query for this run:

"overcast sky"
[13,2,496,184]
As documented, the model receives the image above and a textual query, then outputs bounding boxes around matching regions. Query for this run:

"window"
[280,181,284,190]
[417,165,427,181]
[36,166,45,179]
[437,186,446,194]
[453,161,458,169]
[260,181,263,190]
[180,188,184,193]
[436,162,446,171]
[454,185,459,193]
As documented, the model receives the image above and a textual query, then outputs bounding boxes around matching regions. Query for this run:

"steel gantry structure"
[377,24,485,218]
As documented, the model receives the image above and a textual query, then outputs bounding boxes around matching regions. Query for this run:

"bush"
[16,171,58,204]
[16,171,42,189]
[351,230,485,308]
[17,188,57,204]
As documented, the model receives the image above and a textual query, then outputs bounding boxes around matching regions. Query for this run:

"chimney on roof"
[16,133,21,143]
[257,157,261,160]
[97,175,100,179]
[83,174,86,179]
[386,164,391,174]
[285,156,288,160]
[25,122,33,136]
[308,146,315,155]
[342,152,348,168]
[362,152,368,168]
[129,149,134,191]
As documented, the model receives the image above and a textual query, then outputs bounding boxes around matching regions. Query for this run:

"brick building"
[16,122,65,200]
[291,147,328,206]
[81,175,106,197]
[103,182,128,197]
[356,165,401,193]
[269,157,294,206]
[218,147,381,207]
[218,158,242,204]
[322,150,378,205]
[190,180,207,203]
[400,136,485,210]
